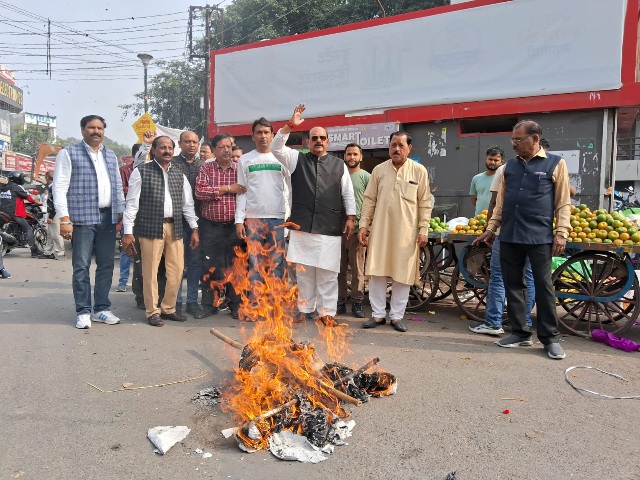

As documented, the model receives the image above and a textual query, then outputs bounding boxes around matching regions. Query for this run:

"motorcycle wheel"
[33,224,48,252]
[1,225,13,255]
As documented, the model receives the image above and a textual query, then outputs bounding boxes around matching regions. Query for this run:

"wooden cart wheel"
[552,250,640,337]
[451,245,492,323]
[431,242,458,302]
[386,246,440,311]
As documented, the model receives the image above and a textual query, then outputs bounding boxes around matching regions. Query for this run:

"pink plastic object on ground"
[591,329,640,352]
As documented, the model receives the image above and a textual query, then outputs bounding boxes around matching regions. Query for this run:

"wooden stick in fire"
[333,357,380,387]
[210,327,244,350]
[209,328,363,406]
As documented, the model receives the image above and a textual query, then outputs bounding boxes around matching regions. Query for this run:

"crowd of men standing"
[49,106,430,334]
[44,109,570,360]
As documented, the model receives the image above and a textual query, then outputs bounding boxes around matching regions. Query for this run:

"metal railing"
[617,136,640,161]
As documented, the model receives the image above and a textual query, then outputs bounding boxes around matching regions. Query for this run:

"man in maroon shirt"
[195,134,246,318]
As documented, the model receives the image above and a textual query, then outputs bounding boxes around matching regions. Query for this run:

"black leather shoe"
[363,318,386,329]
[336,303,347,315]
[37,253,56,259]
[175,302,183,317]
[391,320,407,332]
[200,305,219,318]
[352,302,365,318]
[305,311,318,321]
[161,311,187,322]
[147,314,164,327]
[186,302,207,319]
[230,310,240,320]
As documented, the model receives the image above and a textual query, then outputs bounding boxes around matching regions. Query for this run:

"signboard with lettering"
[0,77,23,113]
[25,113,57,127]
[327,122,399,151]
[1,151,54,175]
[132,112,156,143]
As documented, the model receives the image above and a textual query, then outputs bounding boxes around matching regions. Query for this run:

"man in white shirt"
[235,118,290,320]
[53,115,125,329]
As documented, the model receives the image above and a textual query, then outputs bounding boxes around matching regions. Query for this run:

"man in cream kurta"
[358,131,432,332]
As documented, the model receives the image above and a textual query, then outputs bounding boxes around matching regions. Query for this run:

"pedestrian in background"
[469,146,503,216]
[337,143,370,319]
[39,171,66,260]
[115,147,137,291]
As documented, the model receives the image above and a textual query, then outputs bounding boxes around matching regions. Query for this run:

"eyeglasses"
[310,135,327,142]
[510,135,532,144]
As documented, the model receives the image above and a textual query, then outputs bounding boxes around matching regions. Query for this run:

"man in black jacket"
[121,136,200,327]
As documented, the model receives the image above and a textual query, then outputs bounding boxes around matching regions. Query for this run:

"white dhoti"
[287,231,342,316]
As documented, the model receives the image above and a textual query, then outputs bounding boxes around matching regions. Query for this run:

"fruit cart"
[552,241,640,337]
[441,233,640,337]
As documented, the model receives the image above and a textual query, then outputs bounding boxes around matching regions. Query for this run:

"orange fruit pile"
[562,204,640,245]
[450,210,487,235]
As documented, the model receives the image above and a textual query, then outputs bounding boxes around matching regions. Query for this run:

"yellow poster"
[132,112,156,143]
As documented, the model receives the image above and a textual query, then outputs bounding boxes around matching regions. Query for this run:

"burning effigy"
[207,228,397,462]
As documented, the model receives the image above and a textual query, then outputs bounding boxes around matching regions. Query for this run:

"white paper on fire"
[147,425,191,455]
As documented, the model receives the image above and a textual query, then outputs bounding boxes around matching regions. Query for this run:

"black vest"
[290,152,344,236]
[134,161,184,240]
[500,153,561,244]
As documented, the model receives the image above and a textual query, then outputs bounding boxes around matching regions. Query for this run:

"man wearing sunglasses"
[271,104,356,326]
[475,120,572,360]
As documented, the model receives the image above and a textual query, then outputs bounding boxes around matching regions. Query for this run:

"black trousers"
[200,220,244,311]
[499,241,560,344]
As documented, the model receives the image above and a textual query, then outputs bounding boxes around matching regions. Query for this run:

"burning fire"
[206,223,396,453]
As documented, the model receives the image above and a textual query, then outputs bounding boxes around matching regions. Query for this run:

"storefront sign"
[0,78,23,112]
[327,122,399,151]
[25,113,57,127]
[2,152,56,175]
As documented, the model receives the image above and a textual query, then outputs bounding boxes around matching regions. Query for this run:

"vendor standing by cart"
[474,120,572,360]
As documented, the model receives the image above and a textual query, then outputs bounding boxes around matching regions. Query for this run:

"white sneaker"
[76,313,91,329]
[92,310,121,325]
[469,322,504,336]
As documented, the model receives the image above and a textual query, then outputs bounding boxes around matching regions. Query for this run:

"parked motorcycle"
[612,186,640,213]
[0,203,47,255]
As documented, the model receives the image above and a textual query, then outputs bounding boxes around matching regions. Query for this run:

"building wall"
[406,110,606,218]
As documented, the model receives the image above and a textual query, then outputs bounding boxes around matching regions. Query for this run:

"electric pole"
[188,5,224,139]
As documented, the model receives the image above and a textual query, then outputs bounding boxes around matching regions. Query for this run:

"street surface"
[1,245,640,480]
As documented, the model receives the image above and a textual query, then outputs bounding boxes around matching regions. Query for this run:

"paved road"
[1,245,640,480]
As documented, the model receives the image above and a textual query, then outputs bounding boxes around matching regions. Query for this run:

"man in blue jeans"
[470,162,535,335]
[235,118,290,320]
[53,115,125,329]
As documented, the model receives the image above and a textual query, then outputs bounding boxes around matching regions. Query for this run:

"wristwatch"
[557,231,568,239]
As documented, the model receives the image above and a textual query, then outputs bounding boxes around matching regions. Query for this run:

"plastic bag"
[446,217,469,231]
[591,329,640,352]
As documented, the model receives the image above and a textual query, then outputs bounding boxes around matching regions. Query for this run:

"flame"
[206,221,355,450]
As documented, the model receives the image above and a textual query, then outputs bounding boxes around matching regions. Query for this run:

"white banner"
[213,0,625,126]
